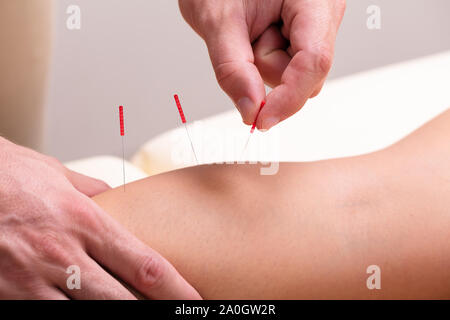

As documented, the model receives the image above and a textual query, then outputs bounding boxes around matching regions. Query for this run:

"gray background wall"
[45,0,450,161]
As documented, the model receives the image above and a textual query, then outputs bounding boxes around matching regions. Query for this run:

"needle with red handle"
[241,100,266,159]
[174,94,199,164]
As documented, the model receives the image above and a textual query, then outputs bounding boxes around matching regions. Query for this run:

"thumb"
[204,20,266,125]
[66,169,111,197]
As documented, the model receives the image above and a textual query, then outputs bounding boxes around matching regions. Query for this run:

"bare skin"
[94,109,450,299]
[0,0,345,300]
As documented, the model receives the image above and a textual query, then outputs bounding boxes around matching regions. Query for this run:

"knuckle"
[135,254,166,290]
[78,204,104,233]
[193,3,238,39]
[45,156,64,170]
[214,61,240,86]
[68,199,108,247]
[34,232,68,263]
[55,194,81,222]
[194,4,222,32]
[67,196,102,227]
[311,49,333,75]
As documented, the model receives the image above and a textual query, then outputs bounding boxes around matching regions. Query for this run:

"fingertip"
[255,88,299,130]
[151,261,203,300]
[68,170,111,197]
[94,178,112,191]
[180,282,203,300]
[258,115,280,131]
[236,97,258,125]
[165,262,203,300]
[255,98,276,130]
[85,176,112,195]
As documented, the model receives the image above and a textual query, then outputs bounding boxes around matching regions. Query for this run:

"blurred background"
[1,0,450,161]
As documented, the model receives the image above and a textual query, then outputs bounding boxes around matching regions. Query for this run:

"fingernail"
[236,97,255,117]
[262,117,279,130]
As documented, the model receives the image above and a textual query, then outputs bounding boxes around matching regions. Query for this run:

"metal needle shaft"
[240,100,266,162]
[240,132,253,161]
[184,123,199,164]
[122,136,126,191]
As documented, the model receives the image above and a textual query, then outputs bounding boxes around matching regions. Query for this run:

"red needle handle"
[119,105,125,136]
[174,94,186,124]
[250,100,266,133]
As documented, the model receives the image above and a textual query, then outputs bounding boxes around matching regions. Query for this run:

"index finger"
[77,200,201,300]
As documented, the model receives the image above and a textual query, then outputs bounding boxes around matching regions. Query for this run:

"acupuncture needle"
[174,94,199,164]
[240,100,266,160]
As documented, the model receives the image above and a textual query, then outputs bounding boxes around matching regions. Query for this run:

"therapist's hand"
[0,137,200,299]
[179,0,345,130]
